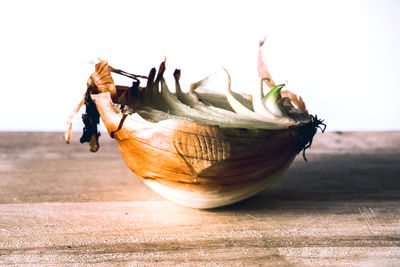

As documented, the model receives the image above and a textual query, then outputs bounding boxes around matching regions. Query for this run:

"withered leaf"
[257,39,276,89]
[280,90,308,114]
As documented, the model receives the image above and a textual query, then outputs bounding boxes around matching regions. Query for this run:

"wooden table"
[1,131,399,265]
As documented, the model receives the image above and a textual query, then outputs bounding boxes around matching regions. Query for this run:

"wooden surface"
[0,131,399,266]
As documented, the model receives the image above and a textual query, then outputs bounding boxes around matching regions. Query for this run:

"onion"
[64,43,325,209]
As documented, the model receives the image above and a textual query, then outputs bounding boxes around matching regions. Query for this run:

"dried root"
[79,90,100,152]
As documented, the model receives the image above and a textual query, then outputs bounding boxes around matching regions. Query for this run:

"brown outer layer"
[91,92,302,192]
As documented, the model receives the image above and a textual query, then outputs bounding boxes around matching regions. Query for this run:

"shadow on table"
[216,152,400,212]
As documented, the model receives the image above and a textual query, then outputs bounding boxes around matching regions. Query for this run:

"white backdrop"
[1,0,399,132]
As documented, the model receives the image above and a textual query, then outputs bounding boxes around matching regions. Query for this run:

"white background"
[1,0,399,132]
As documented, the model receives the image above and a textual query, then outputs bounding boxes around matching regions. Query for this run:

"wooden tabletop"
[1,131,399,266]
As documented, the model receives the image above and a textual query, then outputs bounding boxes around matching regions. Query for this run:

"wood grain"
[0,131,399,265]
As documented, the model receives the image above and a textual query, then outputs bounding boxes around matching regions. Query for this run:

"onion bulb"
[64,42,325,209]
